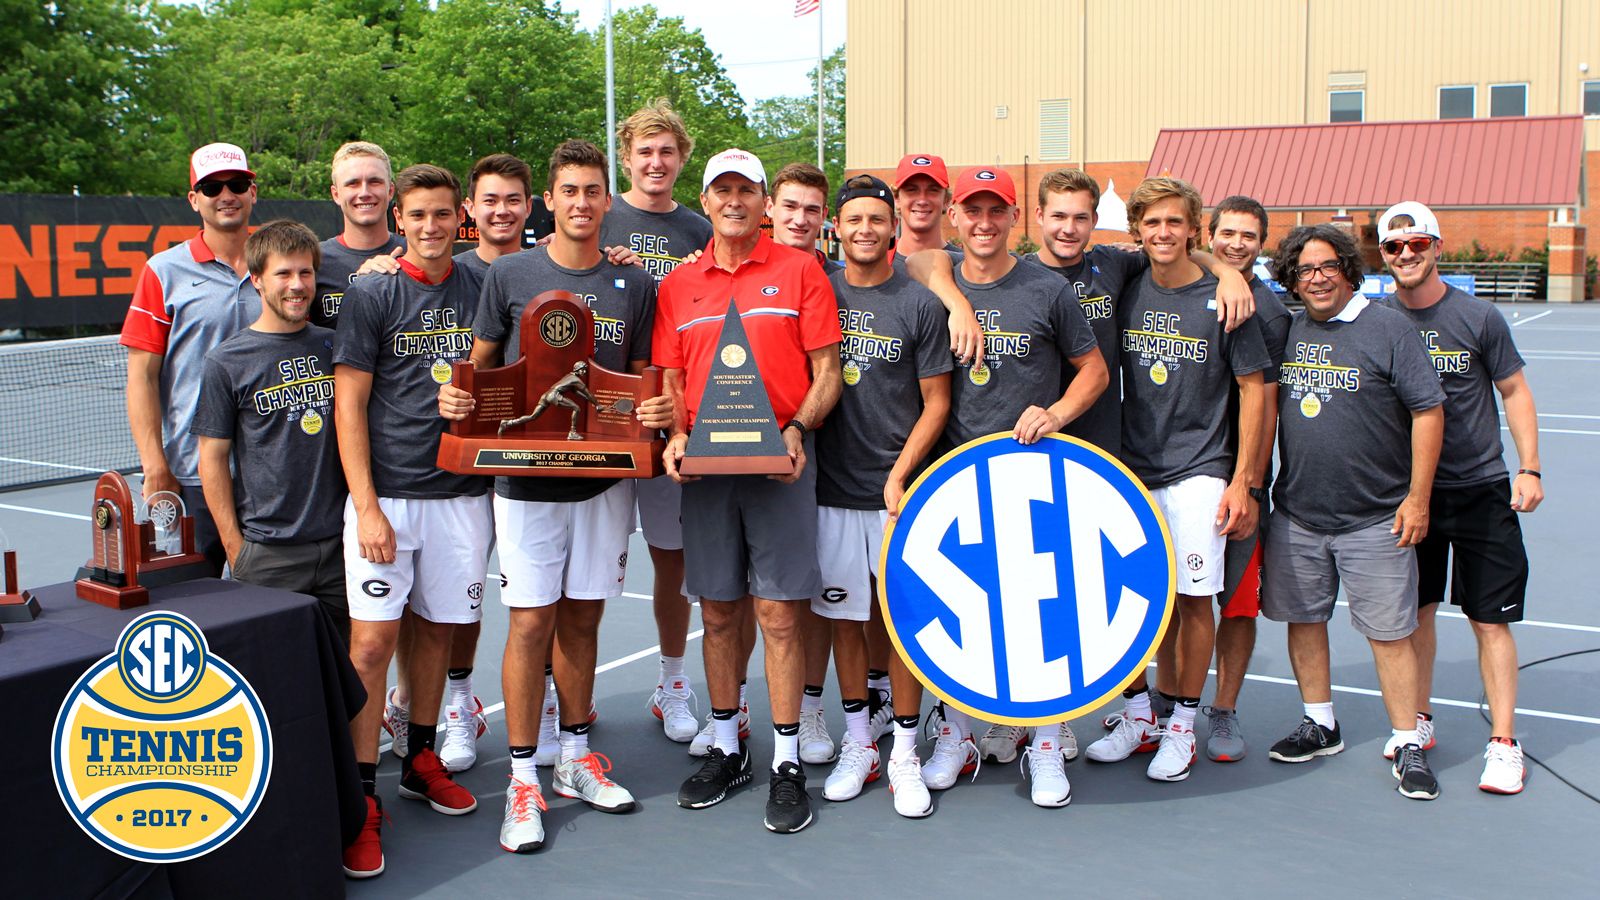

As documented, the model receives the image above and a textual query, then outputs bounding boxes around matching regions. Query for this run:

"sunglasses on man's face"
[196,177,254,198]
[1381,236,1434,256]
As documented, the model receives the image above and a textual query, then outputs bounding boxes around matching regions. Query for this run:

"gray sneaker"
[1203,706,1246,762]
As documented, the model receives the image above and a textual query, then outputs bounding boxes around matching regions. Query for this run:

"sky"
[551,0,847,104]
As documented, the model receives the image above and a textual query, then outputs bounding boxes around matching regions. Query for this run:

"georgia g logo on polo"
[880,434,1175,725]
[53,611,273,863]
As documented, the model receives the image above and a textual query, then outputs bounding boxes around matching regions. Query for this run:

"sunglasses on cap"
[1380,236,1434,256]
[196,176,254,198]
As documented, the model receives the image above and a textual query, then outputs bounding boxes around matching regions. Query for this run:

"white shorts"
[812,506,890,622]
[635,475,683,551]
[344,493,494,624]
[495,481,636,608]
[1150,475,1228,596]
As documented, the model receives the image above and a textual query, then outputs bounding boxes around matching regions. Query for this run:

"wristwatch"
[784,418,808,437]
[1248,487,1268,503]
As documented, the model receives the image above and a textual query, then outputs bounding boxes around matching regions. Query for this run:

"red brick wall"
[850,149,1597,297]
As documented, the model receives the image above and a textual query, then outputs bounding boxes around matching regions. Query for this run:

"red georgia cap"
[893,153,949,189]
[952,167,1016,206]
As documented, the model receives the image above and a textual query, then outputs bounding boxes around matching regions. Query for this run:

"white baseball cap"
[189,142,255,187]
[701,148,767,191]
[1378,201,1441,244]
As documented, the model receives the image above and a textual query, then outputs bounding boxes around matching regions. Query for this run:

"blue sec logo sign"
[52,611,273,862]
[880,434,1175,725]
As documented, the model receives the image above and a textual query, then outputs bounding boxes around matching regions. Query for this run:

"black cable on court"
[1477,647,1600,804]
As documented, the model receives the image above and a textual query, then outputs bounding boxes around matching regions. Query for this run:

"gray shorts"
[232,533,349,644]
[681,433,822,602]
[1260,511,1418,641]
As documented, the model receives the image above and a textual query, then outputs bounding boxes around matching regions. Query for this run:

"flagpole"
[816,2,824,171]
[605,0,617,195]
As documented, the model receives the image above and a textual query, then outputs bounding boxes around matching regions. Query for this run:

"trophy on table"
[436,290,665,478]
[678,303,794,476]
[0,527,39,624]
[74,471,211,609]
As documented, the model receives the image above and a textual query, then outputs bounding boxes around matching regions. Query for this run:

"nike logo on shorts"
[1500,603,1517,612]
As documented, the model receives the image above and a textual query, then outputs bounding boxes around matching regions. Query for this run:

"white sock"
[868,672,891,699]
[1125,690,1153,723]
[558,728,589,764]
[801,691,824,714]
[1031,722,1060,751]
[447,674,472,709]
[713,715,740,755]
[511,753,538,785]
[945,708,972,741]
[1304,701,1335,730]
[1170,703,1198,731]
[773,727,799,771]
[1391,728,1420,748]
[738,682,748,712]
[844,706,870,745]
[544,675,559,709]
[659,655,685,684]
[892,720,919,761]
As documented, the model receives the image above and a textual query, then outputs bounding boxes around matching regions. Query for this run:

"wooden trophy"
[0,528,39,623]
[74,472,211,609]
[437,290,665,479]
[679,303,794,476]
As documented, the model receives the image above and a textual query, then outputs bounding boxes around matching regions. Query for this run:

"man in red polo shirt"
[657,149,842,834]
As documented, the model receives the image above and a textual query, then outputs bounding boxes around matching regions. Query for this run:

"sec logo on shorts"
[53,611,273,863]
[880,434,1175,725]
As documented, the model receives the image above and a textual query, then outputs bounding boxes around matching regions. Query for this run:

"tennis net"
[0,335,138,491]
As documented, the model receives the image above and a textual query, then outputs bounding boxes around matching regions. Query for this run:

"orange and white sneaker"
[398,747,479,815]
[1479,738,1526,795]
[499,777,548,853]
[553,751,636,812]
[342,795,386,879]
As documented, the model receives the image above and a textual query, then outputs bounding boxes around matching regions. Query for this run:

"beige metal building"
[846,0,1599,297]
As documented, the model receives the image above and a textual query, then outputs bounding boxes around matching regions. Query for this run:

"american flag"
[794,0,819,16]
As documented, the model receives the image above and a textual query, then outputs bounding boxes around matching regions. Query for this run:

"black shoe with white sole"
[677,742,752,809]
[1268,717,1345,763]
[764,761,814,834]
[1393,743,1440,800]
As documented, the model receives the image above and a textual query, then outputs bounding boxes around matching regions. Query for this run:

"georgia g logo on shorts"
[880,434,1175,725]
[53,611,273,862]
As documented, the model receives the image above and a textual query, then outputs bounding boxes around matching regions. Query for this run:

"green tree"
[0,0,157,194]
[138,5,399,197]
[747,44,845,193]
[217,0,426,48]
[400,0,602,183]
[597,5,757,207]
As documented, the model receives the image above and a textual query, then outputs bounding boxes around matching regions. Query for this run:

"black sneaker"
[677,742,752,809]
[1268,716,1345,763]
[764,761,813,834]
[1393,743,1440,800]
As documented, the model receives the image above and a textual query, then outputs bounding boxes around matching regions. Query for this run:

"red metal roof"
[1145,116,1585,210]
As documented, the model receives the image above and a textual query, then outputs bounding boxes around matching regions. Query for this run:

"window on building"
[1039,99,1071,160]
[1329,90,1364,123]
[1489,83,1528,117]
[1584,80,1600,117]
[1438,85,1475,119]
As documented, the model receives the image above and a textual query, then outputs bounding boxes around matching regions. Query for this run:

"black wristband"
[784,418,807,436]
[1518,468,1541,479]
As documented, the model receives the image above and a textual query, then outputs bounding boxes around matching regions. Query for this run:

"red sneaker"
[342,795,386,879]
[398,747,479,815]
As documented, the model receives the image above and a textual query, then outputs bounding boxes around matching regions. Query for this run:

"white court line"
[1504,426,1600,436]
[1503,413,1600,420]
[0,502,90,521]
[0,456,105,474]
[1510,309,1555,327]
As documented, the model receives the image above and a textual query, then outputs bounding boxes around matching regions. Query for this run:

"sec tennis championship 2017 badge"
[880,434,1175,725]
[53,611,273,863]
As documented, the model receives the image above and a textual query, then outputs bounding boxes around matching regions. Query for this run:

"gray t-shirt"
[1274,302,1446,533]
[816,270,953,509]
[313,233,405,330]
[599,196,713,283]
[476,246,657,503]
[453,247,494,288]
[1378,286,1524,488]
[1023,246,1148,456]
[1225,275,1294,486]
[1119,271,1270,488]
[191,326,346,543]
[944,259,1098,447]
[333,266,486,500]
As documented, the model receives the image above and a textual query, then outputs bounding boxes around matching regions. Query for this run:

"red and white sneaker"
[1086,710,1159,762]
[382,686,409,760]
[649,677,699,743]
[342,795,386,879]
[440,696,489,773]
[1479,738,1526,795]
[398,747,479,815]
